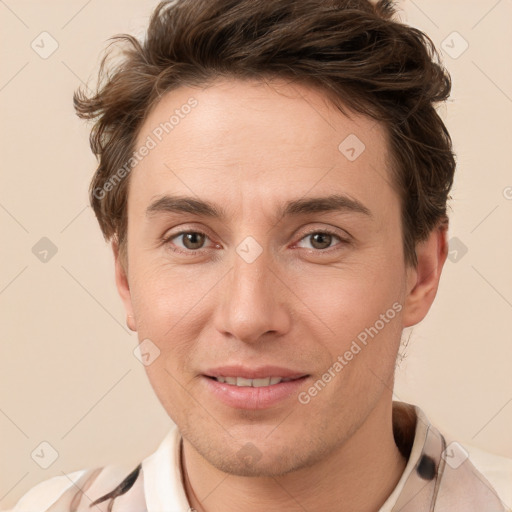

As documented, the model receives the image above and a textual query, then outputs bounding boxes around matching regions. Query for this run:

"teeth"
[252,377,270,387]
[236,377,253,387]
[213,376,296,387]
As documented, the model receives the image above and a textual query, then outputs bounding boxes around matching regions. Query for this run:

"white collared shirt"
[4,403,511,511]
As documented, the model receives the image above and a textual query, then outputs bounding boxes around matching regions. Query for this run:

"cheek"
[129,257,213,320]
[288,256,407,390]
[127,258,221,365]
[291,255,404,335]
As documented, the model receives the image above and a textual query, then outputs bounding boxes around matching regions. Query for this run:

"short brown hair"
[74,0,456,267]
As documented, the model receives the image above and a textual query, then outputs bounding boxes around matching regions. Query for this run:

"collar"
[140,402,507,512]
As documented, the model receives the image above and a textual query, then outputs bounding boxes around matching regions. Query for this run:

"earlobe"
[402,222,449,328]
[126,314,137,332]
[113,241,137,332]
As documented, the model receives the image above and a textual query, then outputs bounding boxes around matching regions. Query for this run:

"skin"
[114,78,448,512]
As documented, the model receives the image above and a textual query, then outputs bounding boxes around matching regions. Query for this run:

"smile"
[211,376,297,387]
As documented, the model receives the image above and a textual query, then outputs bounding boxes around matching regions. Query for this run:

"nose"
[214,247,292,344]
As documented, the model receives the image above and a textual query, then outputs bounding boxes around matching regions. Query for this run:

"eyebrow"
[145,193,372,220]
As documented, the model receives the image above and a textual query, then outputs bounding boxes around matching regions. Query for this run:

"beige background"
[1,0,511,508]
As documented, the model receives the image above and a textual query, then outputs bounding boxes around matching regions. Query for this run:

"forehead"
[130,78,396,220]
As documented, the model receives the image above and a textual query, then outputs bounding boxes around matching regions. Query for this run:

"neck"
[181,400,408,512]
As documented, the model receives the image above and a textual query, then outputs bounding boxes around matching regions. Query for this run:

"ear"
[402,221,449,328]
[113,241,137,332]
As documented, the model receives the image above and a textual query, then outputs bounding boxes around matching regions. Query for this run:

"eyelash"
[163,228,349,256]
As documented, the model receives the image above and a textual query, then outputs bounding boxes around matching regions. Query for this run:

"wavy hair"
[74,0,456,267]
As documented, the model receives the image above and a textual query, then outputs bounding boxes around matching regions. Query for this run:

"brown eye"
[165,230,213,253]
[180,232,206,250]
[183,232,205,249]
[309,232,333,250]
[296,229,348,253]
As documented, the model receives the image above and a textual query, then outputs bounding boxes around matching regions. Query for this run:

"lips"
[201,365,309,409]
[211,376,297,387]
[204,365,308,380]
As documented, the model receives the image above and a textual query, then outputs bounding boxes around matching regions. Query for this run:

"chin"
[194,434,323,478]
[210,452,309,478]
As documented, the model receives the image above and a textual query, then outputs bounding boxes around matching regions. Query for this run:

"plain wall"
[1,0,511,508]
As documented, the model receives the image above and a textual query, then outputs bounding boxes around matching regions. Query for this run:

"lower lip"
[202,376,309,410]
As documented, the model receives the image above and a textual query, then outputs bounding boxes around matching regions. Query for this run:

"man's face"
[118,79,415,476]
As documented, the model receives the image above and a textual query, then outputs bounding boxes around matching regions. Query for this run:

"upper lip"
[204,365,308,379]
